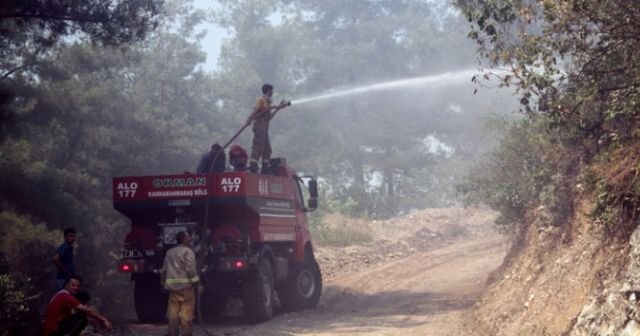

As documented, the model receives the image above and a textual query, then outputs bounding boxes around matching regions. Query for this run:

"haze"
[0,0,520,334]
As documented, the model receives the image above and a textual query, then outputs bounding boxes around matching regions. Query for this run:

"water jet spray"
[290,69,478,106]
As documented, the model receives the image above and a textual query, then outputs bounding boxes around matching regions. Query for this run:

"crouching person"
[159,231,203,336]
[43,275,112,336]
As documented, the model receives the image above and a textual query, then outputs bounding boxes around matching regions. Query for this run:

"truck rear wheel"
[279,254,322,311]
[134,275,167,323]
[242,258,274,323]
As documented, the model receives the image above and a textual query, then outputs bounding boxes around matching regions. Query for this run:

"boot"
[260,162,271,175]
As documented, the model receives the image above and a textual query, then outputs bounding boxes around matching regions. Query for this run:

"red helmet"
[229,144,248,169]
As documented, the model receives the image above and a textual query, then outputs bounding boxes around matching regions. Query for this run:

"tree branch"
[1,64,32,81]
[0,13,116,25]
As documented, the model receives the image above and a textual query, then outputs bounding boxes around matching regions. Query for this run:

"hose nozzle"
[279,99,292,107]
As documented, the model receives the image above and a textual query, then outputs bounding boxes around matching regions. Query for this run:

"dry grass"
[591,141,640,236]
[312,213,374,247]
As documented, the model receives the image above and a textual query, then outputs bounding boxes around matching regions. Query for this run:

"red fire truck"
[112,159,322,323]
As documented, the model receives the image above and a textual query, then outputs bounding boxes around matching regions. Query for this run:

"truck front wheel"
[134,274,167,323]
[279,254,322,311]
[242,258,275,323]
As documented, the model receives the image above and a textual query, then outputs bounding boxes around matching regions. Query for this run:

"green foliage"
[0,272,42,336]
[456,0,640,234]
[0,0,163,142]
[0,0,220,322]
[458,116,573,232]
[0,0,162,78]
[459,0,640,144]
[0,211,59,275]
[0,211,59,336]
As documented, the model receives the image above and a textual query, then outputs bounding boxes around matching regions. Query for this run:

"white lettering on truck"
[221,177,242,192]
[117,182,138,198]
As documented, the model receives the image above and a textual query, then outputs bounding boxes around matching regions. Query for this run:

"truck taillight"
[219,257,248,271]
[234,260,245,269]
[118,260,143,273]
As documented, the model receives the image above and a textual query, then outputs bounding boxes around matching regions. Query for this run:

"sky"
[193,0,229,71]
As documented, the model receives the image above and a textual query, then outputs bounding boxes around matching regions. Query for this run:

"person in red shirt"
[42,275,112,336]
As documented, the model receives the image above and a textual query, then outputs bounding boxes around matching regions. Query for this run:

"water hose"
[195,120,251,336]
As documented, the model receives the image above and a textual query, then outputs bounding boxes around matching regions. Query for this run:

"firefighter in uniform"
[159,231,201,336]
[246,83,287,174]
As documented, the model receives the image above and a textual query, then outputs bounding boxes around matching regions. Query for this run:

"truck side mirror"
[307,198,318,210]
[307,179,318,211]
[308,179,318,198]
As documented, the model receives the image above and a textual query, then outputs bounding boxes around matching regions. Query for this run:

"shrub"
[458,116,575,233]
[0,211,59,336]
[0,271,42,336]
[589,144,640,236]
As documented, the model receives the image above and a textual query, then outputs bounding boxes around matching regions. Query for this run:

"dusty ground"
[468,200,632,336]
[101,208,506,336]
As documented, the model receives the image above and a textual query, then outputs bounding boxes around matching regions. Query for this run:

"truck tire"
[279,254,322,311]
[242,258,274,323]
[134,275,167,323]
[199,292,228,321]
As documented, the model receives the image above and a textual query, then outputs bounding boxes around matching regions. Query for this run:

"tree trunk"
[351,154,365,189]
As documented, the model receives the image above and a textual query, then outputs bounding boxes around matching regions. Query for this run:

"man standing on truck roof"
[246,83,288,174]
[159,231,202,336]
[52,228,76,290]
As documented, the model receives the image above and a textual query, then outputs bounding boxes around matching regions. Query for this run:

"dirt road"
[115,209,506,336]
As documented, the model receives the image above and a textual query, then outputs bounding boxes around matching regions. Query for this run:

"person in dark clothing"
[52,228,76,290]
[197,143,226,173]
